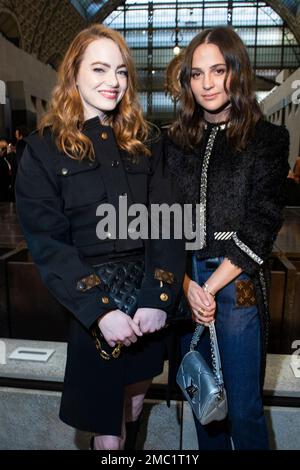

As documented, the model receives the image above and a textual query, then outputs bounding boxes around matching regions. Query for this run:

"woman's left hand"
[133,308,167,334]
[186,280,216,324]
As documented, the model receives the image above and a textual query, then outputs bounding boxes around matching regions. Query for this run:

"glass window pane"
[137,70,165,91]
[125,9,149,28]
[125,30,148,48]
[138,92,147,113]
[284,46,300,67]
[257,27,283,46]
[284,29,298,46]
[153,8,176,27]
[152,0,199,3]
[258,6,283,26]
[132,49,148,68]
[178,8,203,28]
[234,27,256,46]
[232,6,257,26]
[180,29,200,47]
[153,30,173,48]
[153,48,174,66]
[204,7,227,26]
[104,10,124,28]
[152,92,174,113]
[255,46,283,67]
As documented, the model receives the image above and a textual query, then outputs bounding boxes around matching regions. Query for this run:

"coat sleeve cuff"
[138,285,175,315]
[75,289,118,330]
[225,239,262,275]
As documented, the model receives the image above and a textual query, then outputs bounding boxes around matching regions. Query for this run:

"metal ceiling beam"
[92,0,300,44]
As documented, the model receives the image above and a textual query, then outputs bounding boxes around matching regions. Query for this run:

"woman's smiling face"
[76,37,128,121]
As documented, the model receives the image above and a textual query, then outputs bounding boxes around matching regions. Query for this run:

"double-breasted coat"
[15,116,186,434]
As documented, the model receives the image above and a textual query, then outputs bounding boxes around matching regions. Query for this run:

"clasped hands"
[186,279,216,325]
[98,308,167,348]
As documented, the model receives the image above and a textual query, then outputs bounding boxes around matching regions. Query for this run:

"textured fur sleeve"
[225,123,290,274]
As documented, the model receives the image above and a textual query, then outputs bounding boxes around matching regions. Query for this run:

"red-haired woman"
[166,27,289,449]
[16,24,184,450]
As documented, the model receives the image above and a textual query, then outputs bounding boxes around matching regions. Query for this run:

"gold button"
[101,296,109,304]
[100,131,108,140]
[160,293,169,302]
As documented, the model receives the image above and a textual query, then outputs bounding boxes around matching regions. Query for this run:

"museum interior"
[0,0,299,451]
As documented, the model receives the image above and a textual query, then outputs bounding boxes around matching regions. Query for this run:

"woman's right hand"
[98,310,143,347]
[186,280,216,324]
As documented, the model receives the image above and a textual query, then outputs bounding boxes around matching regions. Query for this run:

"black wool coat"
[165,119,290,273]
[15,117,188,433]
[15,117,186,331]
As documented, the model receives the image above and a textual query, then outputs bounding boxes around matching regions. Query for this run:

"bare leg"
[93,434,122,450]
[120,378,152,449]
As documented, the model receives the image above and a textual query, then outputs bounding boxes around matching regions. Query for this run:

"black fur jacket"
[164,119,290,276]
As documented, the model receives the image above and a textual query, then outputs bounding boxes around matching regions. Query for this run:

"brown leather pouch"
[235,279,256,308]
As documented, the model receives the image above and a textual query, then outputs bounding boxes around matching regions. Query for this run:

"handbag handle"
[189,322,225,388]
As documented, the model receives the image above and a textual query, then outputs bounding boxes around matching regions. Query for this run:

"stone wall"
[0,0,85,64]
[0,33,57,134]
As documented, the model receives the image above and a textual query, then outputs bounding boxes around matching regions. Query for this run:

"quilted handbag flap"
[176,349,228,425]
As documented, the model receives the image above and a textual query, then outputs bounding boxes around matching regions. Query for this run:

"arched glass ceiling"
[70,0,300,20]
[104,1,300,78]
[102,0,300,123]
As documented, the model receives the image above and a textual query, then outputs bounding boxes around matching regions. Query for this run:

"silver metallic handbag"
[176,322,228,425]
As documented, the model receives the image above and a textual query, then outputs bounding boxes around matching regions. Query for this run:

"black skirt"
[59,316,167,435]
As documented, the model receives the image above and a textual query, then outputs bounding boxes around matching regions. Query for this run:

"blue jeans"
[181,256,269,450]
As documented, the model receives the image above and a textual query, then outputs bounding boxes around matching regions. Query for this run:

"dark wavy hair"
[169,27,263,151]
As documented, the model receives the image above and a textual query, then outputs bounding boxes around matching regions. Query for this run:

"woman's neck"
[203,103,231,124]
[83,110,106,123]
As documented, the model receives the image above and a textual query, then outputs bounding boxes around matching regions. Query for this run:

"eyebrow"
[191,63,226,71]
[91,61,127,69]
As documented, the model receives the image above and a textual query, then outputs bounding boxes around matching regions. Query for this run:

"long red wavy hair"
[39,24,149,160]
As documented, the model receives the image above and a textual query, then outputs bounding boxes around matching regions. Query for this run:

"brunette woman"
[166,26,289,450]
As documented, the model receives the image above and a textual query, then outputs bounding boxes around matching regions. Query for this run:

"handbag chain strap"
[190,322,225,392]
[92,328,123,360]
